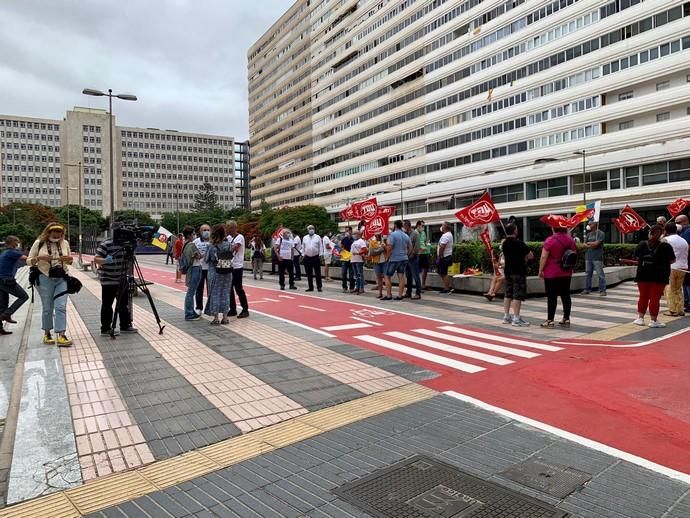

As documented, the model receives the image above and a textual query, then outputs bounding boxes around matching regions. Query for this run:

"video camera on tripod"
[112,224,155,249]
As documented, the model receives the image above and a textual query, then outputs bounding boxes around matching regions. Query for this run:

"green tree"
[194,182,219,213]
[54,205,107,235]
[0,202,58,244]
[0,223,35,251]
[109,209,156,227]
[258,204,336,238]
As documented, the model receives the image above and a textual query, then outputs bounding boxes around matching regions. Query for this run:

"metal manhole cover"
[500,458,592,498]
[333,455,569,517]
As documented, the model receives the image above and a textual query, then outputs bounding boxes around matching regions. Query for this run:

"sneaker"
[227,311,238,317]
[633,318,645,326]
[290,285,298,290]
[512,317,530,327]
[280,286,285,290]
[101,329,120,336]
[0,328,12,336]
[439,289,450,294]
[237,311,249,319]
[649,320,666,328]
[502,315,513,324]
[599,291,607,297]
[1,314,17,324]
[305,288,314,292]
[42,334,54,345]
[580,290,591,295]
[120,327,138,334]
[56,335,73,347]
[185,315,201,321]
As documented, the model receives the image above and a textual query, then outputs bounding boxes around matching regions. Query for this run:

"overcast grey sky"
[0,0,293,139]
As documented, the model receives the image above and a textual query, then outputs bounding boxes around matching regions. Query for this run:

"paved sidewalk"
[0,264,688,517]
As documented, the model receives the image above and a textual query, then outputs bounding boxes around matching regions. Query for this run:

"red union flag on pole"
[667,198,690,218]
[362,212,392,239]
[272,225,284,241]
[568,208,595,228]
[613,205,648,234]
[540,214,572,230]
[376,205,395,218]
[351,197,378,220]
[339,206,355,221]
[454,192,500,227]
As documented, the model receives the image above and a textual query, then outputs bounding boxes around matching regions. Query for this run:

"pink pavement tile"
[135,443,155,464]
[102,430,120,450]
[88,433,106,453]
[114,427,133,447]
[76,435,91,456]
[122,446,143,469]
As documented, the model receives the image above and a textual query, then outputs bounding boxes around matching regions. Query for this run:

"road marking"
[351,317,383,326]
[438,326,563,352]
[414,329,540,359]
[554,325,690,348]
[263,298,281,302]
[444,391,690,485]
[250,310,335,337]
[298,305,326,312]
[356,335,485,374]
[278,295,295,299]
[385,331,513,366]
[322,323,373,331]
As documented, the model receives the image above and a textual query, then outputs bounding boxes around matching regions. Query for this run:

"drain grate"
[500,457,592,498]
[333,455,569,517]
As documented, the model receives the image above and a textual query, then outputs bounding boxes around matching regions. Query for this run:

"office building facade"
[249,0,690,240]
[1,108,248,218]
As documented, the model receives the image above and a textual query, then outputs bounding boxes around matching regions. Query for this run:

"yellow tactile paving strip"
[0,384,436,517]
[577,314,680,341]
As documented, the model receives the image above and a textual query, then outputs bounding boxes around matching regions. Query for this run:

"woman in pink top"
[538,227,577,328]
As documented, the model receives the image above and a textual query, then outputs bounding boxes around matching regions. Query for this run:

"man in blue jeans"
[403,220,422,299]
[0,236,29,335]
[384,220,411,300]
[582,221,606,296]
[180,226,202,321]
[676,214,690,312]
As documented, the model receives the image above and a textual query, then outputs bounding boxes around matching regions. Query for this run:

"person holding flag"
[582,221,607,296]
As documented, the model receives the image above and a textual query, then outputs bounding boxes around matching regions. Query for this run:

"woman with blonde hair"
[27,222,74,346]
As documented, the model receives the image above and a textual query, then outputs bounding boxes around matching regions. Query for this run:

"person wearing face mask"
[0,235,29,335]
[633,224,675,328]
[340,227,355,293]
[302,225,323,292]
[193,224,212,315]
[322,231,334,282]
[27,223,74,346]
[675,214,690,313]
[582,221,606,296]
[437,222,454,294]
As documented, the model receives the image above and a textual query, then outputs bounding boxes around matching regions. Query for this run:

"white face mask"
[308,229,315,235]
[440,226,444,232]
[49,237,61,243]
[585,225,591,232]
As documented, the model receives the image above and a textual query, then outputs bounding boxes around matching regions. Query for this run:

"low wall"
[243,260,636,296]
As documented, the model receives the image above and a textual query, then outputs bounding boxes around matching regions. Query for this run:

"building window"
[618,91,634,101]
[656,112,671,122]
[642,162,668,185]
[625,166,640,188]
[656,81,670,91]
[527,177,568,199]
[609,169,621,189]
[619,120,634,130]
[490,183,524,203]
[669,158,690,182]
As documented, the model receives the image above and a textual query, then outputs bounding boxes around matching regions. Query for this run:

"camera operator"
[226,220,249,318]
[94,229,138,336]
[193,223,212,315]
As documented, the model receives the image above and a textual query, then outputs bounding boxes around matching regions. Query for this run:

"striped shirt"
[96,239,129,286]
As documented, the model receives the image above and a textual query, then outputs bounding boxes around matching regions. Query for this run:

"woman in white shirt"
[322,232,333,281]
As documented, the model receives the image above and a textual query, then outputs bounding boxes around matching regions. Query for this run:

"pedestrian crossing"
[355,325,563,376]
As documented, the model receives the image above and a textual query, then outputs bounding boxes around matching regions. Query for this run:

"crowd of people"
[0,211,687,347]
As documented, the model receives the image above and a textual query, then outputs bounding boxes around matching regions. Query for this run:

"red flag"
[351,197,378,220]
[362,212,392,239]
[339,206,355,221]
[479,229,499,276]
[376,205,395,219]
[272,225,283,241]
[568,208,595,228]
[540,214,572,230]
[615,205,648,234]
[667,198,690,218]
[454,192,500,227]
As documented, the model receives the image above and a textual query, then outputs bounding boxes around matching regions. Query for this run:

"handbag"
[53,275,83,300]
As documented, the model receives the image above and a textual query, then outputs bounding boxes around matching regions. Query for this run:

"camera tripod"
[110,246,165,338]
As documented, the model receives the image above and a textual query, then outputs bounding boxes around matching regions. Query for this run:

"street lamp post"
[574,150,587,205]
[64,162,83,260]
[175,179,180,234]
[393,182,404,219]
[12,207,22,225]
[82,88,137,234]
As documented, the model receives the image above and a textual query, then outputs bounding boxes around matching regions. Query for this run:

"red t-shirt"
[543,233,576,278]
[174,239,183,259]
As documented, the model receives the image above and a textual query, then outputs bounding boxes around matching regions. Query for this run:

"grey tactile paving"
[70,289,240,460]
[134,297,368,411]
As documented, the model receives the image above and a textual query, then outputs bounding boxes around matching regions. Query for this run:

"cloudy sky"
[0,0,293,139]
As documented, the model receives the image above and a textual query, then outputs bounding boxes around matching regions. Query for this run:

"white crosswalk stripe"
[413,329,540,359]
[356,335,486,373]
[385,331,513,365]
[438,326,563,352]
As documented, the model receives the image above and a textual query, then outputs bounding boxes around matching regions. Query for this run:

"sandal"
[220,318,229,325]
[558,320,570,328]
[540,320,555,329]
[483,293,494,302]
[210,319,220,326]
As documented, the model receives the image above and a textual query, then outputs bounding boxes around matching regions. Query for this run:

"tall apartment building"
[249,0,690,240]
[1,107,248,218]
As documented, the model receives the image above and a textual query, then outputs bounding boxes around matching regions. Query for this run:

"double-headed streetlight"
[64,162,83,260]
[82,88,137,233]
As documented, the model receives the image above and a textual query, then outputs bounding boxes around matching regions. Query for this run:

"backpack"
[178,242,192,274]
[555,235,577,269]
[216,247,234,274]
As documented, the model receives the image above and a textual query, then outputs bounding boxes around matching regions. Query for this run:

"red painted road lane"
[134,262,690,476]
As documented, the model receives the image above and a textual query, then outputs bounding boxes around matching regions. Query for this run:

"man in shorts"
[383,220,411,300]
[501,223,534,326]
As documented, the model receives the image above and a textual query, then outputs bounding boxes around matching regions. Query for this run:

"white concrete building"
[1,108,248,218]
[249,0,690,241]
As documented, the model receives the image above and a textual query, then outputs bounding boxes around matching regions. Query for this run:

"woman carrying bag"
[27,223,74,346]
